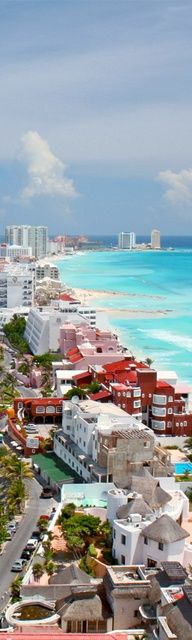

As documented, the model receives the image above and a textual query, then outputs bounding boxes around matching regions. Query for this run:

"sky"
[0,0,192,236]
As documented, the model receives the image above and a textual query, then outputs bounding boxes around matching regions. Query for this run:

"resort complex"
[0,224,192,640]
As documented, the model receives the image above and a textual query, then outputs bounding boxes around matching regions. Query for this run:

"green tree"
[7,479,27,513]
[1,453,33,481]
[10,576,22,602]
[37,516,49,533]
[65,386,86,400]
[58,503,76,522]
[4,315,29,353]
[86,381,101,395]
[44,560,56,576]
[145,358,153,367]
[60,513,101,551]
[32,562,44,581]
[0,504,8,548]
[185,437,192,450]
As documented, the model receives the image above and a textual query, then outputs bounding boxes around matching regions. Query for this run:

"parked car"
[21,546,33,557]
[40,487,53,498]
[26,538,38,551]
[31,530,41,540]
[11,559,25,572]
[20,549,31,561]
[8,522,17,533]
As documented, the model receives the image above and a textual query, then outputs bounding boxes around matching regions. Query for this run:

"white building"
[0,265,34,308]
[54,398,153,482]
[24,307,89,355]
[112,513,190,567]
[5,225,48,258]
[151,229,161,249]
[118,232,136,250]
[0,244,32,259]
[36,262,59,281]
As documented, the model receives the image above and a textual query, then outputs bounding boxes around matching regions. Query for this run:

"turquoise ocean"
[58,246,192,384]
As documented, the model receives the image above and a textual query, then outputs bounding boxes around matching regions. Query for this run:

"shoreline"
[68,286,173,319]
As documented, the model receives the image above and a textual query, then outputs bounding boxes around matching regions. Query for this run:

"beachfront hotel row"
[0,224,192,640]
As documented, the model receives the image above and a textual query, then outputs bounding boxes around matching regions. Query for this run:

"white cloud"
[158,168,192,204]
[19,131,77,199]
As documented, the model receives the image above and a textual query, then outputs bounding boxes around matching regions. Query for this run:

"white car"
[11,559,25,572]
[26,538,38,551]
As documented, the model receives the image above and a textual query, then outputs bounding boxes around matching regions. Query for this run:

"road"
[0,478,54,613]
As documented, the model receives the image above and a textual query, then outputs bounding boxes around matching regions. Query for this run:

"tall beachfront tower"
[118,231,136,249]
[151,229,161,249]
[5,225,48,258]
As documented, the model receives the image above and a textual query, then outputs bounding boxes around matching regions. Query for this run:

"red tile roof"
[67,348,79,356]
[89,390,112,400]
[72,371,91,380]
[59,293,79,302]
[155,380,174,390]
[69,353,83,363]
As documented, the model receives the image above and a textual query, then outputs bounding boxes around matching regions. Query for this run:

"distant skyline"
[0,0,192,234]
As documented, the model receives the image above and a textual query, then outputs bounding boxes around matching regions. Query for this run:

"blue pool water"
[175,462,192,475]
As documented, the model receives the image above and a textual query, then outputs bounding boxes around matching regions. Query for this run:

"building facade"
[5,225,48,258]
[118,232,136,249]
[151,229,161,249]
[0,266,34,308]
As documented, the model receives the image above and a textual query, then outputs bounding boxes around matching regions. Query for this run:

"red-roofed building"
[14,397,63,423]
[59,292,80,303]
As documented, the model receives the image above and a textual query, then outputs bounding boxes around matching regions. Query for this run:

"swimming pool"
[175,462,192,475]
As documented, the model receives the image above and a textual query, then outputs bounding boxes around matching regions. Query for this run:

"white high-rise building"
[0,265,34,308]
[5,225,48,258]
[118,232,136,250]
[151,229,161,249]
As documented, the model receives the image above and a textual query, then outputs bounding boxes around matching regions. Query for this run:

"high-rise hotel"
[5,225,48,258]
[151,229,161,249]
[118,231,136,250]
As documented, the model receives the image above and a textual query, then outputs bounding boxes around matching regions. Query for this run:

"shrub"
[88,543,97,558]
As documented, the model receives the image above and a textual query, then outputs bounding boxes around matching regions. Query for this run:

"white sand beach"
[69,286,173,319]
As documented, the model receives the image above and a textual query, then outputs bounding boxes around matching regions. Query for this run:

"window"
[184,421,187,426]
[158,542,164,551]
[121,555,125,564]
[121,534,126,545]
[144,441,150,448]
[36,405,45,413]
[134,610,139,618]
[144,537,148,545]
[113,529,116,539]
[168,396,173,402]
[134,400,141,408]
[66,425,70,431]
[168,408,173,414]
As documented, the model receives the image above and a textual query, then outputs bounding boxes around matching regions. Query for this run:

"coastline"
[68,286,173,319]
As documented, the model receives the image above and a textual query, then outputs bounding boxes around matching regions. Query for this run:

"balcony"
[152,406,166,417]
[153,394,167,405]
[151,420,165,431]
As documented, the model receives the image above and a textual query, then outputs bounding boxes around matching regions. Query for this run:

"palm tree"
[1,453,33,481]
[7,479,27,513]
[10,576,22,602]
[185,437,192,450]
[32,562,44,581]
[44,560,56,576]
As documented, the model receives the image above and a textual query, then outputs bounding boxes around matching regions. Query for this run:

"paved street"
[0,478,55,613]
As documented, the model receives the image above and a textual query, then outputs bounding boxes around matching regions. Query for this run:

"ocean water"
[58,243,192,384]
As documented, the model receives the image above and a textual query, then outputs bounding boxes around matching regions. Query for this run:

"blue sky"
[0,0,192,235]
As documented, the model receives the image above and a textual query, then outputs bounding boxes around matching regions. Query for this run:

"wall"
[143,537,185,566]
